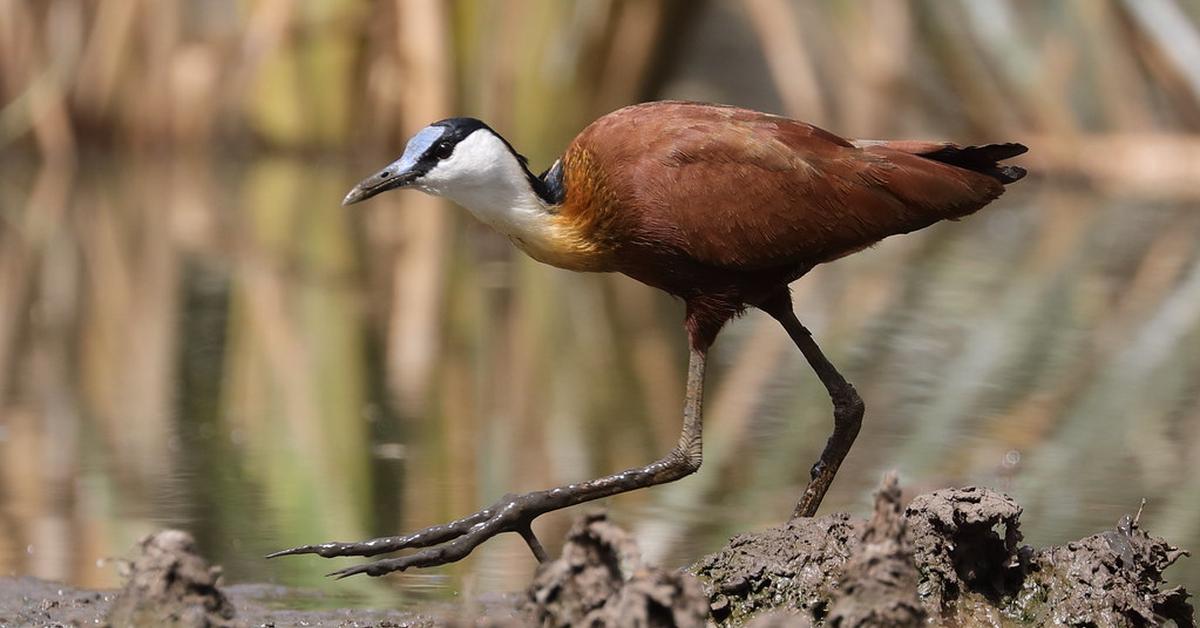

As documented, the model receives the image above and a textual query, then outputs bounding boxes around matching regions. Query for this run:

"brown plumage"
[274,100,1027,579]
[554,101,1024,343]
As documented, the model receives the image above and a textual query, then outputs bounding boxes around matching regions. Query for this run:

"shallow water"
[1,155,1198,606]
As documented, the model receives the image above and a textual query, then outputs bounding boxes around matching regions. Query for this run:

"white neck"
[439,165,548,236]
[419,131,560,249]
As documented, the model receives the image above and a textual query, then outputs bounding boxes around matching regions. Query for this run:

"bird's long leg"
[268,345,708,578]
[762,297,865,519]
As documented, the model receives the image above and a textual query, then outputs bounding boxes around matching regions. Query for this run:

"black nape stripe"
[487,129,566,206]
[535,159,566,206]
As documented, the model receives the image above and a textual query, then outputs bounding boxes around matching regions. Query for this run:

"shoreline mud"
[1,478,1191,627]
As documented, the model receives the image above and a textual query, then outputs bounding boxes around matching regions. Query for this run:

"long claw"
[265,545,324,559]
[271,495,520,578]
[266,509,494,559]
[329,558,404,579]
[328,564,376,579]
[517,524,549,563]
[326,511,508,578]
[327,557,414,579]
[327,534,485,579]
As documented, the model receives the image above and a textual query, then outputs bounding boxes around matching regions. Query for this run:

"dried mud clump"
[524,511,709,627]
[1018,509,1192,626]
[904,485,1027,613]
[689,511,862,624]
[105,529,239,628]
[825,473,925,627]
[692,481,1193,627]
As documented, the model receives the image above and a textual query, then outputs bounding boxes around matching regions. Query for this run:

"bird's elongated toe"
[267,491,556,578]
[266,509,494,560]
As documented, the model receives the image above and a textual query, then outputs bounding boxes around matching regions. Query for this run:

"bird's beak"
[342,163,420,206]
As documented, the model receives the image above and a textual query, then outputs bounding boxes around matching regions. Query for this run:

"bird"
[269,100,1027,578]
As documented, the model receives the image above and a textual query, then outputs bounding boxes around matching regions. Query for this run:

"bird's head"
[342,117,574,265]
[342,117,545,210]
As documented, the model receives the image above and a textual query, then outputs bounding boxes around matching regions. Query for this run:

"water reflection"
[1,155,1198,604]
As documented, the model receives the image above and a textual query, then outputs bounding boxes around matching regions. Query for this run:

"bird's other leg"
[267,342,710,578]
[761,293,865,519]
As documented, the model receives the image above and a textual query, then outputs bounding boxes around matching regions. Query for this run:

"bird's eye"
[433,141,454,159]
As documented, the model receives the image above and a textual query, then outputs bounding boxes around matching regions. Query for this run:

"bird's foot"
[268,446,700,577]
[267,492,552,578]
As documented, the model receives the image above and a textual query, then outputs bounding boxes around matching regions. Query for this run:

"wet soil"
[692,478,1191,627]
[1,479,1192,627]
[0,532,450,627]
[0,576,453,627]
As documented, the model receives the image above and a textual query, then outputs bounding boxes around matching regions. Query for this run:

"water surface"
[1,155,1198,605]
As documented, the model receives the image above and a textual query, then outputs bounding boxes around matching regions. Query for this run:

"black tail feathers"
[919,142,1028,184]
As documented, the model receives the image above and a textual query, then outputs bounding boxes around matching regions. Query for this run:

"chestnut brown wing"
[575,102,1007,271]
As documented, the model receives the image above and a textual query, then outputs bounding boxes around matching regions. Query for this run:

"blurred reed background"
[3,0,1200,605]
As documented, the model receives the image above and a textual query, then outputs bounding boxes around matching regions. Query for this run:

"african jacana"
[270,100,1027,578]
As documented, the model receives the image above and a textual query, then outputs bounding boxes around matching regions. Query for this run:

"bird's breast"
[504,215,611,272]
